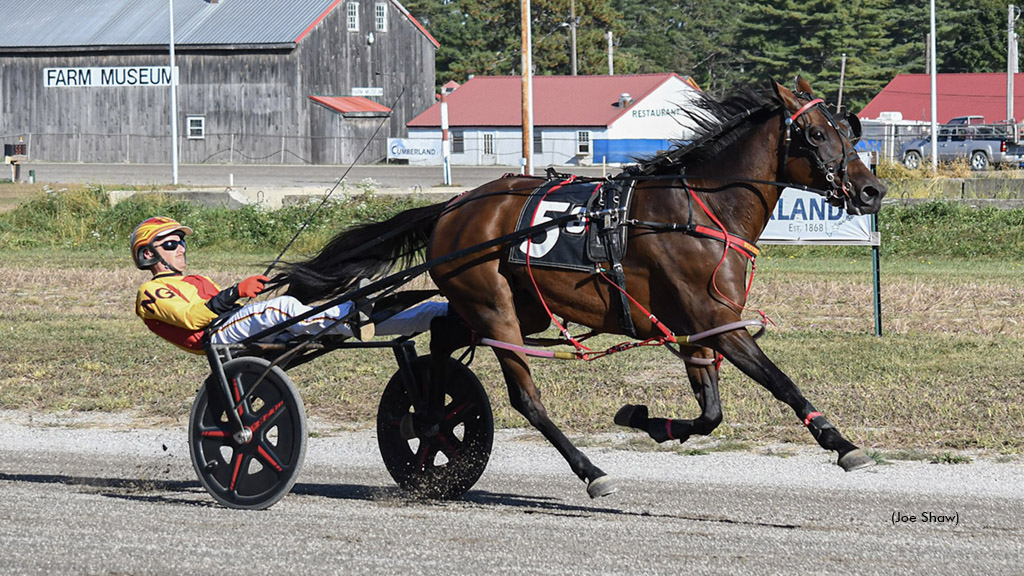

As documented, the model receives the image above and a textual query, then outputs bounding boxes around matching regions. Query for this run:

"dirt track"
[2,414,1022,575]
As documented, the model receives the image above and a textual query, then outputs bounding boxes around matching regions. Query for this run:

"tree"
[611,0,740,94]
[935,0,1008,73]
[730,0,895,110]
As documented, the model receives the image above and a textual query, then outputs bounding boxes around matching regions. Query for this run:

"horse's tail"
[271,201,447,302]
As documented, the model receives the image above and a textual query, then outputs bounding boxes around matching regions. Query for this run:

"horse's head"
[772,77,886,215]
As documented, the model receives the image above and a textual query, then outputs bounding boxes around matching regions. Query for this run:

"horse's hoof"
[613,404,648,428]
[587,475,618,499]
[838,448,876,471]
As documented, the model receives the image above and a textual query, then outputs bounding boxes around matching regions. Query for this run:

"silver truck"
[901,116,1024,170]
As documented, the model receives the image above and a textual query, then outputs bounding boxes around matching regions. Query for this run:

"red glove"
[238,275,269,298]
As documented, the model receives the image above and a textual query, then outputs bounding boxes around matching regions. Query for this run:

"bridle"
[780,94,862,206]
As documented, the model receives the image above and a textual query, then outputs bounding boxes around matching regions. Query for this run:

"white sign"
[761,188,874,245]
[387,138,441,163]
[44,66,178,88]
[352,87,384,97]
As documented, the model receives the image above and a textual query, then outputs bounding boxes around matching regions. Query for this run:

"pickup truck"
[901,119,1024,170]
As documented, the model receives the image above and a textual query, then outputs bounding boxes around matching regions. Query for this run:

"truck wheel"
[970,151,989,171]
[903,150,922,169]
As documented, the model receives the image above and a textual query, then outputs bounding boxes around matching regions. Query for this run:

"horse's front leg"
[615,347,724,443]
[711,329,875,471]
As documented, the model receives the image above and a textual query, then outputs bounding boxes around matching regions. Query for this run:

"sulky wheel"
[189,357,307,510]
[377,355,493,499]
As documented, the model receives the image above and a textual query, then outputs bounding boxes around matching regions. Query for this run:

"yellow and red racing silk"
[135,272,221,354]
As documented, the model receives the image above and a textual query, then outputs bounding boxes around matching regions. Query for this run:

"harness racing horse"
[276,78,887,498]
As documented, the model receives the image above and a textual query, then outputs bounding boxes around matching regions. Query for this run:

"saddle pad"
[507,179,602,272]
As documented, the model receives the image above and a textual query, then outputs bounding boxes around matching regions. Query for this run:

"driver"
[131,216,447,354]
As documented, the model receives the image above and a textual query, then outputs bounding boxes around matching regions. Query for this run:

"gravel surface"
[1,411,1022,575]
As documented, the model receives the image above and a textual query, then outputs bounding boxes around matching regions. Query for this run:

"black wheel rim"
[377,356,493,499]
[189,357,307,510]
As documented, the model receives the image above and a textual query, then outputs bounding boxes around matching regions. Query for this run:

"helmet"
[130,216,192,269]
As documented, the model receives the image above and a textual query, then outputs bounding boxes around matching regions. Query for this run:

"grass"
[1,249,1022,455]
[1,183,1023,457]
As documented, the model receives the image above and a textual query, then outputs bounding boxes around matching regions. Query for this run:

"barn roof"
[407,73,700,128]
[858,73,1024,124]
[0,0,438,49]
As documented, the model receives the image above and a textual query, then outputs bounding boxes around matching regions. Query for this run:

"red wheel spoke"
[228,453,245,491]
[445,401,471,421]
[437,433,461,461]
[248,400,284,434]
[257,444,284,472]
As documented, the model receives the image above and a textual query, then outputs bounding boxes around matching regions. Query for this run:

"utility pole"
[441,91,452,185]
[607,30,614,75]
[570,0,577,76]
[168,0,178,185]
[1009,5,1019,123]
[929,0,938,170]
[837,53,847,109]
[521,0,534,175]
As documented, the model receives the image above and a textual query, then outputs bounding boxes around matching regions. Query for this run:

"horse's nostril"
[861,185,883,200]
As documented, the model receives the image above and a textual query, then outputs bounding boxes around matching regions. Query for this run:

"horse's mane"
[632,86,782,176]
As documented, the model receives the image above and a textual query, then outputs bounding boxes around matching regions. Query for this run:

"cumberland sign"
[44,66,178,88]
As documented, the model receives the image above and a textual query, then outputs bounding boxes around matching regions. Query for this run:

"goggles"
[157,238,187,251]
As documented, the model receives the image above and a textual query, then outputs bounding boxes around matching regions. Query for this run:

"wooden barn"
[0,0,438,165]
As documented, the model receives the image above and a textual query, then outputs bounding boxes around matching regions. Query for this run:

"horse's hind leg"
[615,347,724,444]
[712,329,875,471]
[440,274,617,498]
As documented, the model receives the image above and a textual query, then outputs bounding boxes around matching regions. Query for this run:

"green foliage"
[406,0,1011,111]
[0,189,432,257]
[879,201,1024,259]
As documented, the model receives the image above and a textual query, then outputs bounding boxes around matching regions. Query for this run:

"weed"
[931,452,972,465]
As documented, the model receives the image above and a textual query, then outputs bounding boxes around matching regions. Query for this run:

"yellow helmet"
[130,216,192,269]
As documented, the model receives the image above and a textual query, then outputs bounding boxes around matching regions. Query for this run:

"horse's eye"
[810,128,827,144]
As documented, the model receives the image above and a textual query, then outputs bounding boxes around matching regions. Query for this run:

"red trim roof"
[390,0,440,49]
[309,95,391,116]
[294,0,439,48]
[295,0,345,43]
[859,73,1024,123]
[407,73,698,128]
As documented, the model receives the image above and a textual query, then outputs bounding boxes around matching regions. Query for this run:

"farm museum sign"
[43,66,178,88]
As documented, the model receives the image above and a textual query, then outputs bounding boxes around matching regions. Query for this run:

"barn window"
[576,131,591,155]
[187,116,205,140]
[452,130,464,154]
[347,2,359,32]
[483,133,496,155]
[533,130,543,153]
[375,3,388,32]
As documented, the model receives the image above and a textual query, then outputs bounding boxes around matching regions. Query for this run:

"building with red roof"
[859,73,1024,124]
[390,73,703,166]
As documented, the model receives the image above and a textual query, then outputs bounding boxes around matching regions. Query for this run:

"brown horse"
[277,78,886,498]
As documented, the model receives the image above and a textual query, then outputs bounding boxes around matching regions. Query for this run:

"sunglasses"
[157,238,186,251]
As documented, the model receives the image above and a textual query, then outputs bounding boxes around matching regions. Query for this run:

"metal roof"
[309,95,391,116]
[407,74,700,128]
[0,0,346,48]
[859,73,1024,124]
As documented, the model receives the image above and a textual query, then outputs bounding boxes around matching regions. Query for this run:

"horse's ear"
[772,79,801,112]
[796,75,814,95]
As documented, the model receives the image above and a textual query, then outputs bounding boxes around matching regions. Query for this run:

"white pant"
[209,296,447,345]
